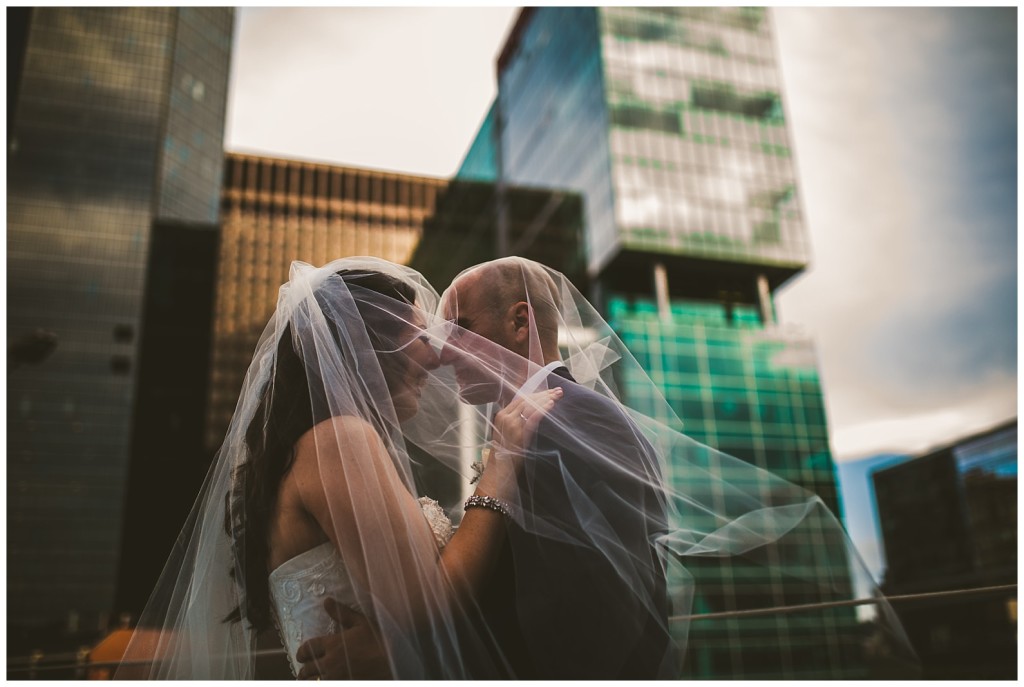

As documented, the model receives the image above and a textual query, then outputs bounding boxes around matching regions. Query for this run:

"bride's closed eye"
[411,333,437,353]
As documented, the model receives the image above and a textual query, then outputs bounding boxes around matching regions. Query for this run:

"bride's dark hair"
[224,269,418,632]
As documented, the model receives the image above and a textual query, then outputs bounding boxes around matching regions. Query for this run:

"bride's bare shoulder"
[294,415,384,463]
[290,416,395,513]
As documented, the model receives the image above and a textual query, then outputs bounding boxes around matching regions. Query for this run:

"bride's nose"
[418,338,441,371]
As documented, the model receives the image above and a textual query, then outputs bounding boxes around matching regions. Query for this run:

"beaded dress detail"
[268,497,453,676]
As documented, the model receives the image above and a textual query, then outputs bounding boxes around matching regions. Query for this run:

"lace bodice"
[268,496,453,676]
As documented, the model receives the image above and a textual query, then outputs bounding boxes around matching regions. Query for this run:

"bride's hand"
[477,387,563,502]
[492,386,563,456]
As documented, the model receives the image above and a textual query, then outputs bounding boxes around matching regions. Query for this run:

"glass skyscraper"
[442,7,864,678]
[465,8,806,277]
[7,7,233,639]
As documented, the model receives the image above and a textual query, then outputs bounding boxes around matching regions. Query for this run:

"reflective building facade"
[410,179,585,294]
[608,299,851,678]
[873,420,1017,679]
[443,7,860,678]
[7,7,233,637]
[610,298,834,496]
[207,153,447,450]
[491,7,806,284]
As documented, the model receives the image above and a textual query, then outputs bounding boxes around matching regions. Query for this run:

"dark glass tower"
[873,420,1017,679]
[7,7,234,640]
[426,7,863,678]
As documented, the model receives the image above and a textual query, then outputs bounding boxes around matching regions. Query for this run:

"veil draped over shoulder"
[118,256,917,679]
[119,258,498,679]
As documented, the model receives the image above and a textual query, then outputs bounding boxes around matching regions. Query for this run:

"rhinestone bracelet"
[465,494,511,518]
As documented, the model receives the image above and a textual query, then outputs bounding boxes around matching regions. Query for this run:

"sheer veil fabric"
[118,258,502,679]
[118,256,917,679]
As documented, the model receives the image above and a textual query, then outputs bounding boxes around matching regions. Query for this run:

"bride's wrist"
[473,479,512,504]
[474,464,517,503]
[464,493,511,518]
[489,447,524,465]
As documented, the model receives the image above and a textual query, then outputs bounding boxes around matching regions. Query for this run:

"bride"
[117,258,559,679]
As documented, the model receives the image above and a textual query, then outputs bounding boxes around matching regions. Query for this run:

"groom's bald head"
[444,258,562,365]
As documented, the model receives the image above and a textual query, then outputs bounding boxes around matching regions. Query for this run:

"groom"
[297,258,675,679]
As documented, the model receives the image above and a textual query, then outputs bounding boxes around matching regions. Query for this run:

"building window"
[113,324,134,343]
[110,355,132,375]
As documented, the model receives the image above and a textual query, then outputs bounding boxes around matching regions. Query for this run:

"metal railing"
[7,583,1016,677]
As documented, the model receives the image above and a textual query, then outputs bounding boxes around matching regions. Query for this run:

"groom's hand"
[296,598,392,680]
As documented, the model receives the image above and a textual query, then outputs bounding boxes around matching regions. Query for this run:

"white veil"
[119,257,513,678]
[428,257,919,679]
[117,255,918,679]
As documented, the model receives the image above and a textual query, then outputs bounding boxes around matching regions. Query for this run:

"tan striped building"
[206,152,447,449]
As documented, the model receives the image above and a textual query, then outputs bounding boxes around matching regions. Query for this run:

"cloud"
[830,379,1016,461]
[226,7,518,175]
[772,8,1017,460]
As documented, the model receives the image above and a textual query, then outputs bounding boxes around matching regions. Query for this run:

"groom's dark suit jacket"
[473,367,676,679]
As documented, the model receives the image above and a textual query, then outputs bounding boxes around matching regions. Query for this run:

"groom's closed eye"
[447,318,471,340]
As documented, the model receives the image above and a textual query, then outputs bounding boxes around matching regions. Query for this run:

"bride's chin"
[393,395,419,422]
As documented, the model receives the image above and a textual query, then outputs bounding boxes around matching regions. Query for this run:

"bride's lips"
[412,374,428,396]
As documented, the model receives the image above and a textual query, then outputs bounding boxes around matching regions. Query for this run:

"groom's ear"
[510,301,532,345]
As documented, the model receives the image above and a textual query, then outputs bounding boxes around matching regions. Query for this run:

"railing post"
[28,650,43,679]
[75,646,90,679]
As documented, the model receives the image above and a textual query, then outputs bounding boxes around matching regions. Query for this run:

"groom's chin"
[456,382,499,406]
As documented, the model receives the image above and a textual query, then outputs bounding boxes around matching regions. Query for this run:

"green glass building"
[608,297,856,678]
[441,7,868,678]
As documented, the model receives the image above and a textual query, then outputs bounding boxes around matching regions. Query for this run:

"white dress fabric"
[269,497,453,676]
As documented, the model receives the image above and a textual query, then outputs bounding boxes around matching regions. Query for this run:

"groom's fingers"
[297,636,350,680]
[323,597,361,629]
[296,636,327,664]
[295,644,322,680]
[296,659,320,681]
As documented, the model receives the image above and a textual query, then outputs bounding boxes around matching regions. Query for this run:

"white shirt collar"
[515,360,563,400]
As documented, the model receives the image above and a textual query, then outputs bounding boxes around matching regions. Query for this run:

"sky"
[771,7,1017,463]
[769,7,1017,581]
[834,452,909,586]
[226,7,517,176]
[225,6,1018,581]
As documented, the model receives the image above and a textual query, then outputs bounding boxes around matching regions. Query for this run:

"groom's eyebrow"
[445,299,468,328]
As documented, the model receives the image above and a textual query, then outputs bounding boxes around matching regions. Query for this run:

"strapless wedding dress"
[268,496,454,676]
